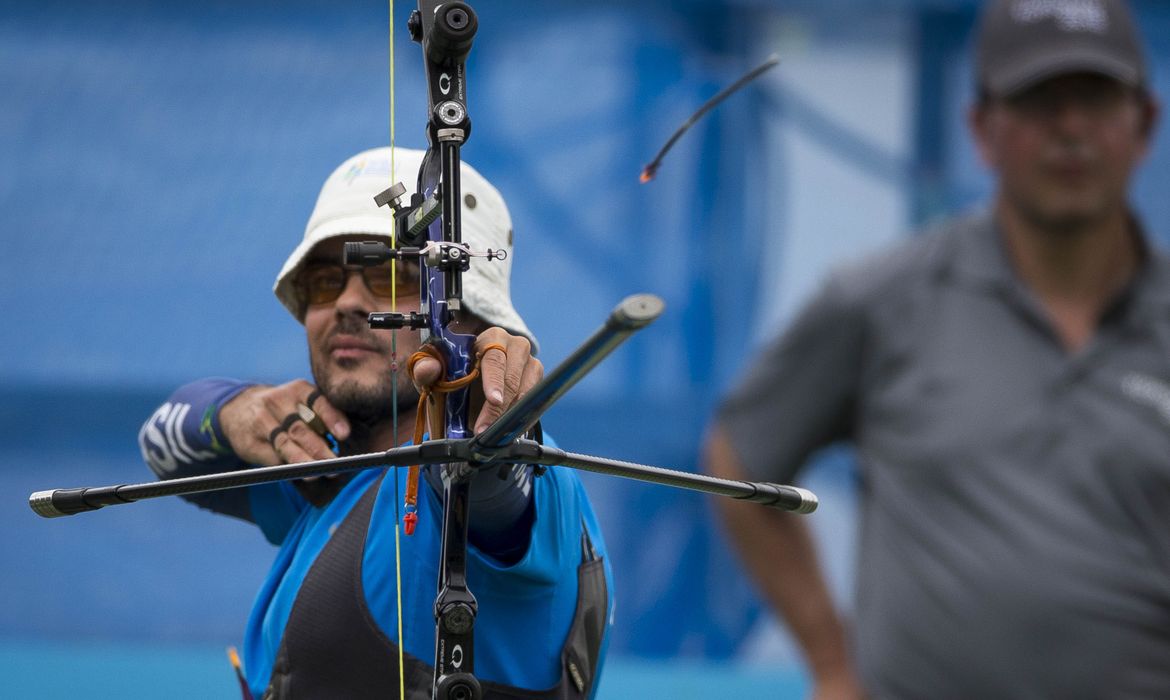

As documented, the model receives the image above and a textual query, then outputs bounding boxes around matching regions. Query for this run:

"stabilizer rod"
[28,292,816,519]
[29,438,815,518]
[535,446,817,514]
[29,443,434,518]
[470,294,663,456]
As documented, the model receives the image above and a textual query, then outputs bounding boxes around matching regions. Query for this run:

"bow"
[28,4,817,698]
[354,2,492,694]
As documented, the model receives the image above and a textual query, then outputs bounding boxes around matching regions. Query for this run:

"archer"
[139,146,612,699]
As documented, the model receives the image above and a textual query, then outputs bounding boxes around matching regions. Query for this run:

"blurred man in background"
[139,146,612,699]
[706,1,1170,697]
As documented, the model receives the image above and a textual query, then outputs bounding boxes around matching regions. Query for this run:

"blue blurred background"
[3,0,1170,697]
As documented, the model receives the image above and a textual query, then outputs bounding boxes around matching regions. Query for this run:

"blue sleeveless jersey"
[242,460,613,698]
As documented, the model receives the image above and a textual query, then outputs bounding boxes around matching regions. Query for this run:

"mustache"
[331,314,391,352]
[1045,141,1097,163]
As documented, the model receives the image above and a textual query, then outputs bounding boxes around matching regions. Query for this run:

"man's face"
[302,237,422,424]
[971,73,1157,232]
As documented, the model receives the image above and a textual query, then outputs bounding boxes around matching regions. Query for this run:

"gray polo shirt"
[718,211,1170,699]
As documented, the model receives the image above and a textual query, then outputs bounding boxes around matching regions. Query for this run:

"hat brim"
[272,214,392,319]
[272,217,539,354]
[987,48,1144,97]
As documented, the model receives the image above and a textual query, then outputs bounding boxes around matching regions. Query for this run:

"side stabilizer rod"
[470,293,664,456]
[531,445,817,514]
[28,443,435,518]
[28,438,815,518]
[28,293,815,518]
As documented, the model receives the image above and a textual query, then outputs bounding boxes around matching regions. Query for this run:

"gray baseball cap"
[976,0,1147,98]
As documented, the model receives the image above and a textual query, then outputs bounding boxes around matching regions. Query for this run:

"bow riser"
[412,3,481,696]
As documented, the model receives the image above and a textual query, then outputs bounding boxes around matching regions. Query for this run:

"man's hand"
[812,670,867,700]
[705,425,866,700]
[218,380,350,466]
[410,327,544,435]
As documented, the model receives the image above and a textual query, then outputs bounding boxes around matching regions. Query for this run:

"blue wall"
[1,0,765,662]
[4,0,1170,693]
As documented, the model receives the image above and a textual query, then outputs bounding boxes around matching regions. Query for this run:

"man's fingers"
[473,392,507,435]
[501,335,534,402]
[477,344,508,406]
[473,355,542,435]
[228,390,297,467]
[271,429,318,465]
[244,410,286,466]
[474,332,530,405]
[260,380,343,446]
[265,409,335,465]
[518,357,544,396]
[412,356,443,390]
[472,334,539,435]
[283,420,337,462]
[218,380,351,466]
[304,389,349,441]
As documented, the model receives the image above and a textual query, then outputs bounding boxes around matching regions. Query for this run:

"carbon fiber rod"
[470,294,664,456]
[28,435,817,517]
[28,293,818,519]
[28,443,435,518]
[530,445,818,514]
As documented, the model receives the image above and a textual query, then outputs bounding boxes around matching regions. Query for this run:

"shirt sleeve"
[715,272,865,483]
[421,460,535,565]
[138,377,307,536]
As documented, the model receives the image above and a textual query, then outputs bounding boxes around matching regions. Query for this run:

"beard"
[1014,143,1120,235]
[318,374,415,423]
[309,314,420,434]
[1012,189,1116,238]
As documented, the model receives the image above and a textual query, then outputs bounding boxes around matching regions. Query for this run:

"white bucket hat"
[273,146,537,352]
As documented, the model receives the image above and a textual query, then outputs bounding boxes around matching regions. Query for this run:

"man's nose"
[333,270,373,313]
[1049,96,1097,138]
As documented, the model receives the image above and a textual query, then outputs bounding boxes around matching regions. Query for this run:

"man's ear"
[968,101,997,170]
[1137,94,1160,143]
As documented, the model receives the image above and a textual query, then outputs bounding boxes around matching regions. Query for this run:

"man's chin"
[327,386,394,425]
[319,375,418,422]
[1023,194,1113,234]
[1041,209,1108,235]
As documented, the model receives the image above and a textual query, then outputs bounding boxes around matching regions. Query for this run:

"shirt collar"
[1131,241,1170,307]
[948,208,1170,306]
[947,209,1017,290]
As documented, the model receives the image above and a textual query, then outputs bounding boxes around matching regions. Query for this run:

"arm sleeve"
[422,461,535,565]
[715,272,866,483]
[138,377,307,539]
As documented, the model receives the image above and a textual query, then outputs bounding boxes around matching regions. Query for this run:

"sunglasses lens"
[364,265,396,296]
[300,261,423,306]
[364,262,420,297]
[302,266,346,305]
[393,261,421,295]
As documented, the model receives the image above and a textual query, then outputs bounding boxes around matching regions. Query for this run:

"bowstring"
[388,2,406,699]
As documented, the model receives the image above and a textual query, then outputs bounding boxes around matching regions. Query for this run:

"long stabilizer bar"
[29,438,815,518]
[29,293,815,518]
[470,293,663,455]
